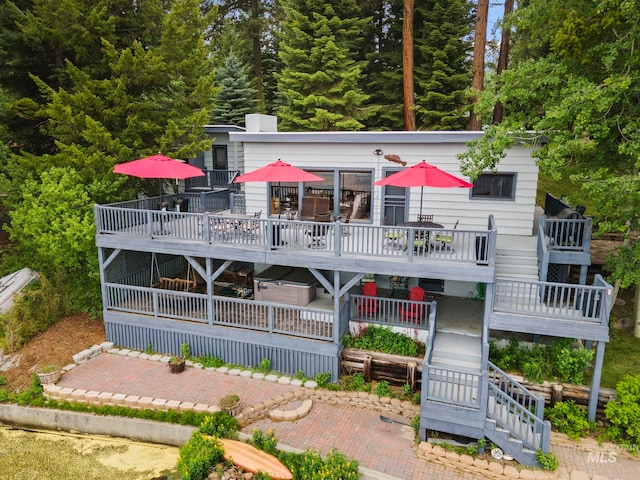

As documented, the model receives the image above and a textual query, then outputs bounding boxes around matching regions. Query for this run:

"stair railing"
[487,361,551,452]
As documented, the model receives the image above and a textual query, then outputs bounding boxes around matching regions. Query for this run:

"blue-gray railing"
[349,295,436,329]
[493,276,611,325]
[105,283,349,342]
[487,362,551,452]
[95,206,496,265]
[185,169,240,191]
[423,366,484,409]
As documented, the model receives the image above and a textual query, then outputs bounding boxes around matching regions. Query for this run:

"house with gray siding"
[95,114,612,467]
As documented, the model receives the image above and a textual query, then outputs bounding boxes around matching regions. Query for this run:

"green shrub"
[344,325,422,357]
[535,450,559,470]
[252,428,279,456]
[605,374,640,453]
[258,358,271,373]
[338,373,370,392]
[280,449,359,480]
[0,275,66,352]
[545,400,592,440]
[374,380,391,397]
[197,355,224,368]
[315,371,332,388]
[198,412,238,439]
[176,431,224,480]
[554,343,594,384]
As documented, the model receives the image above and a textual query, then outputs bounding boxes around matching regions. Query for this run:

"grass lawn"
[601,291,640,389]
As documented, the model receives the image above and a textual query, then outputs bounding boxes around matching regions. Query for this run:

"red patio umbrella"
[234,159,325,183]
[114,154,205,204]
[374,160,474,216]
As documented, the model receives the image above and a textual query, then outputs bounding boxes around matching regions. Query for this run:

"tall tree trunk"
[469,0,489,130]
[635,284,640,338]
[402,0,416,131]
[491,0,514,124]
[250,0,266,112]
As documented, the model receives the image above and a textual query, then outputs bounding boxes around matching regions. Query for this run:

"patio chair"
[239,210,262,239]
[384,228,406,250]
[357,281,379,318]
[306,212,331,248]
[399,286,426,323]
[432,220,458,251]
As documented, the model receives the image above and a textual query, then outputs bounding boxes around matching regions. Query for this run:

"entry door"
[381,169,407,225]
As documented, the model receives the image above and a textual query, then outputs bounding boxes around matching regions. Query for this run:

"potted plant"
[219,394,241,416]
[36,365,61,385]
[168,342,190,374]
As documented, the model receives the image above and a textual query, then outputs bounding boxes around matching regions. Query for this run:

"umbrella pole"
[419,186,424,217]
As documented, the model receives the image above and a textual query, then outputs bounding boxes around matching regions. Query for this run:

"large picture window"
[268,169,373,221]
[471,173,516,200]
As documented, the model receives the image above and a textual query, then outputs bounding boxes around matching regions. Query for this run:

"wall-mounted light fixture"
[374,149,383,156]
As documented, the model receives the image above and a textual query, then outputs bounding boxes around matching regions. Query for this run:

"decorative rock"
[303,380,317,389]
[282,410,298,421]
[473,458,489,469]
[277,376,291,385]
[70,389,87,401]
[459,454,474,465]
[534,470,552,480]
[151,398,167,409]
[264,374,278,382]
[123,395,140,407]
[207,405,221,414]
[148,354,163,362]
[518,470,536,480]
[97,392,113,404]
[100,341,115,350]
[138,353,151,360]
[193,363,203,369]
[228,368,242,376]
[166,400,181,411]
[503,465,520,478]
[117,349,131,356]
[216,366,229,374]
[379,396,392,404]
[107,348,120,354]
[251,372,265,380]
[418,442,432,454]
[239,370,252,377]
[83,390,101,403]
[445,451,460,462]
[62,363,76,372]
[193,403,209,413]
[137,396,154,408]
[72,349,92,363]
[290,379,303,387]
[90,345,103,355]
[179,401,196,412]
[431,445,446,457]
[111,393,127,405]
[127,350,141,358]
[159,356,171,364]
[487,462,504,475]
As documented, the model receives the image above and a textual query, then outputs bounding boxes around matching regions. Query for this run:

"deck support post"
[588,341,606,421]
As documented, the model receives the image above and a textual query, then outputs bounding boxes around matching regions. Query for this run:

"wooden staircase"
[422,323,551,467]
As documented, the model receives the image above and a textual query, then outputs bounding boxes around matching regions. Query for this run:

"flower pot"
[37,369,61,385]
[169,358,186,374]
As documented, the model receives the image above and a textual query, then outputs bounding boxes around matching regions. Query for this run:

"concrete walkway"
[49,348,637,480]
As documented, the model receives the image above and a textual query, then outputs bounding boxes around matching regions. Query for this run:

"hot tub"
[253,266,318,307]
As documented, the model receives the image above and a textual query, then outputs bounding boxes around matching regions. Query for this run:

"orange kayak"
[220,438,293,480]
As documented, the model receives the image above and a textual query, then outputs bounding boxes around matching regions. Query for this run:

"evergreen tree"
[276,0,371,131]
[211,51,258,126]
[360,0,404,130]
[413,0,474,130]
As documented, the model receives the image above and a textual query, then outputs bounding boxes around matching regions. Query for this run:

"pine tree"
[211,51,258,126]
[276,0,371,131]
[413,0,474,130]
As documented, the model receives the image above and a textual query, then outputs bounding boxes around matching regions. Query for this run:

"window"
[471,173,516,200]
[212,145,227,170]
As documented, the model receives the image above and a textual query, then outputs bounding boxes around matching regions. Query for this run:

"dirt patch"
[1,314,106,391]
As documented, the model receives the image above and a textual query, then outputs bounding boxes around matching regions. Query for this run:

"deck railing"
[486,378,551,452]
[493,278,610,325]
[424,366,483,409]
[95,206,495,265]
[349,295,436,330]
[105,283,347,342]
[185,169,240,190]
[488,362,545,419]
